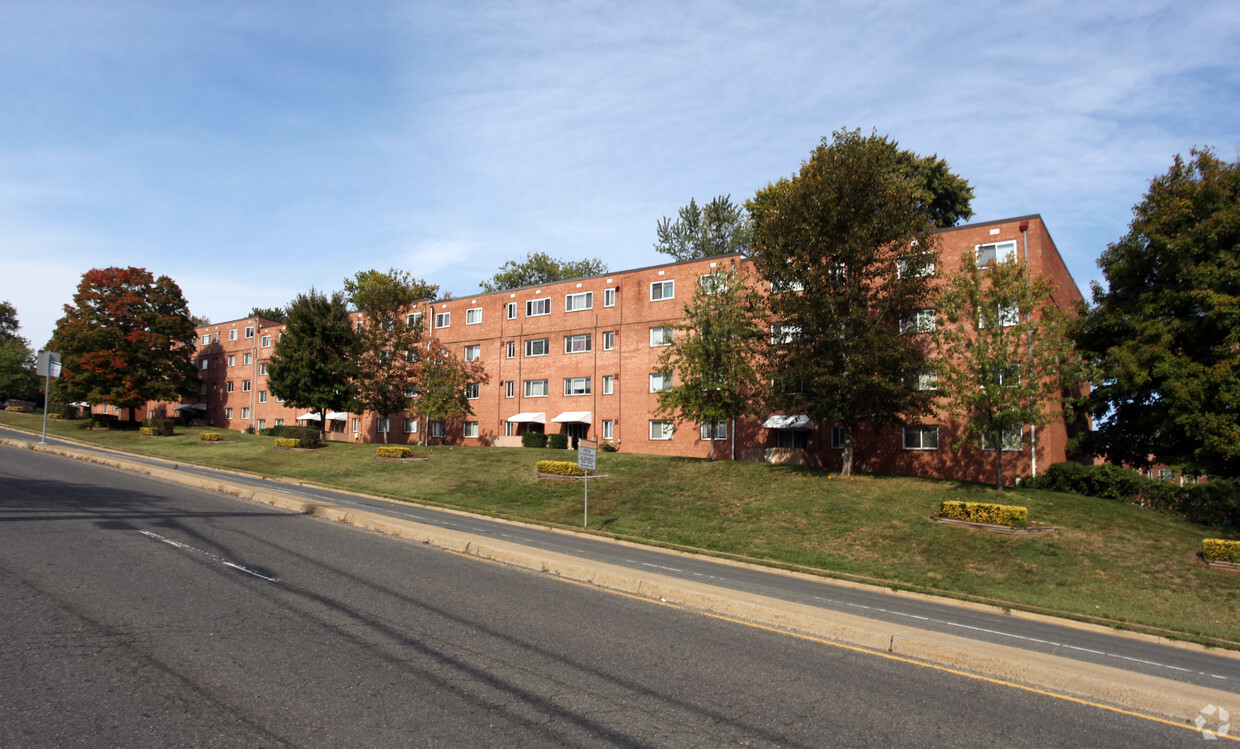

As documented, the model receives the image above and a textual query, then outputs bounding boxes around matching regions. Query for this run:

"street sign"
[577,439,597,471]
[36,351,61,378]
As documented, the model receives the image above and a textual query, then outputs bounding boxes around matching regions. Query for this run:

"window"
[525,338,550,357]
[351,418,359,433]
[258,390,267,403]
[407,312,422,329]
[650,326,672,346]
[913,370,939,391]
[464,421,478,438]
[979,304,1020,328]
[505,341,515,359]
[604,288,616,307]
[464,345,481,362]
[355,320,364,332]
[771,323,801,344]
[563,377,591,396]
[259,363,268,375]
[524,379,548,397]
[403,418,418,433]
[200,334,211,345]
[226,381,234,393]
[982,363,1020,388]
[276,395,284,403]
[602,375,614,395]
[602,331,614,350]
[977,240,1017,268]
[225,408,233,419]
[242,380,251,392]
[466,307,482,325]
[228,329,238,341]
[777,430,809,449]
[261,334,271,348]
[227,355,236,367]
[243,353,252,365]
[900,309,936,334]
[198,383,207,395]
[564,333,591,354]
[983,426,1023,451]
[650,372,673,392]
[602,420,614,440]
[257,419,266,431]
[241,407,250,419]
[526,298,551,317]
[505,380,515,398]
[650,280,674,301]
[701,421,727,440]
[431,421,446,438]
[903,425,940,450]
[465,382,479,399]
[830,426,848,449]
[565,291,593,312]
[435,312,450,329]
[506,302,517,320]
[275,418,284,427]
[897,252,935,278]
[245,326,254,339]
[699,274,726,294]
[376,418,390,433]
[200,359,209,370]
[649,420,674,440]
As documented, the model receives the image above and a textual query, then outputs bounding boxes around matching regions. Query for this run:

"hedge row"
[259,425,321,448]
[521,432,548,448]
[138,427,160,437]
[940,501,1028,528]
[274,438,302,448]
[377,446,412,459]
[1030,462,1240,528]
[200,432,222,441]
[1202,539,1240,563]
[143,418,175,436]
[537,460,586,477]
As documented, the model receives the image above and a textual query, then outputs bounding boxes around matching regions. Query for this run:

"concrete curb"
[6,436,1238,724]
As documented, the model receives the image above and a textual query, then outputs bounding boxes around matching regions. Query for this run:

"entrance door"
[566,423,589,448]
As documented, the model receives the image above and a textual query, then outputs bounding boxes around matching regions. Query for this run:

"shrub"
[49,404,77,420]
[259,425,321,447]
[601,441,617,452]
[274,438,301,448]
[377,446,412,459]
[941,500,1028,528]
[244,425,255,435]
[537,460,586,477]
[143,418,175,436]
[547,433,569,450]
[90,414,119,429]
[1202,539,1240,564]
[521,432,548,448]
[200,432,222,441]
[1031,462,1240,528]
[138,427,159,436]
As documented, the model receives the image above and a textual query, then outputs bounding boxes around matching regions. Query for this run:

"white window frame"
[226,381,234,393]
[649,372,672,392]
[200,359,209,370]
[565,291,593,312]
[201,334,211,345]
[914,370,939,391]
[351,418,360,433]
[979,304,1020,329]
[700,421,727,440]
[903,425,940,450]
[407,312,422,329]
[259,363,268,375]
[465,382,479,400]
[983,426,1024,451]
[229,329,238,341]
[650,280,674,301]
[431,421,446,438]
[602,420,614,440]
[602,374,614,395]
[524,379,548,398]
[241,407,250,419]
[649,420,674,440]
[897,252,935,279]
[243,352,252,365]
[257,419,266,431]
[464,345,481,362]
[900,309,936,335]
[563,376,591,396]
[977,240,1017,269]
[241,380,251,393]
[771,323,800,344]
[244,326,254,339]
[830,426,848,449]
[524,338,550,357]
[258,390,267,404]
[506,302,517,320]
[225,407,233,419]
[464,421,478,438]
[505,341,516,359]
[466,307,483,325]
[505,380,515,398]
[435,312,451,329]
[649,326,672,347]
[602,331,614,351]
[261,334,271,348]
[403,418,418,434]
[227,355,235,367]
[526,298,551,317]
[564,333,591,354]
[603,288,616,307]
[275,418,284,427]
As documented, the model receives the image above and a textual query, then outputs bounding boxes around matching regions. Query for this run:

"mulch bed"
[929,514,1060,535]
[376,456,430,463]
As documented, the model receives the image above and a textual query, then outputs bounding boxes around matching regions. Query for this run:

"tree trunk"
[380,413,388,443]
[841,428,854,476]
[319,408,328,439]
[994,436,1004,491]
[707,430,716,461]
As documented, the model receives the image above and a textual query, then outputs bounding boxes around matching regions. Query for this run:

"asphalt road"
[4,425,1236,694]
[0,443,1220,746]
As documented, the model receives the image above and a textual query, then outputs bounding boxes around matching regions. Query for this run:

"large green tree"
[415,340,488,444]
[343,269,435,442]
[0,301,40,403]
[1074,148,1240,477]
[266,289,360,434]
[480,252,608,293]
[748,130,970,475]
[50,268,198,423]
[654,262,767,459]
[933,253,1080,490]
[654,195,752,261]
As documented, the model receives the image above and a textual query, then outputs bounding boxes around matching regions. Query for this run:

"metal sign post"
[35,351,62,444]
[577,439,597,527]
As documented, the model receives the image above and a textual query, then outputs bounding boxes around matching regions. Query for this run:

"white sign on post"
[577,439,597,527]
[37,351,62,444]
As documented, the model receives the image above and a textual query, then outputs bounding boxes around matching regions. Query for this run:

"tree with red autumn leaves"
[51,267,199,423]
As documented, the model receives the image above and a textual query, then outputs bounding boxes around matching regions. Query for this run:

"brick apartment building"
[126,214,1084,485]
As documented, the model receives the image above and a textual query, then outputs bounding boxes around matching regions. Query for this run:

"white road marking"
[139,530,277,582]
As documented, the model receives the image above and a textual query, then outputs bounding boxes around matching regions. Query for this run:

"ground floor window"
[377,418,389,433]
[903,425,940,450]
[274,418,284,427]
[776,430,808,449]
[649,420,673,440]
[982,426,1023,451]
[602,420,614,440]
[431,421,446,438]
[257,419,266,431]
[464,421,478,438]
[404,418,418,433]
[700,421,727,440]
[830,426,848,449]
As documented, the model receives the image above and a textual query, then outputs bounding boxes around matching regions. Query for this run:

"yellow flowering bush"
[139,427,160,436]
[1202,539,1240,563]
[941,500,1028,528]
[274,438,301,448]
[537,460,586,477]
[199,432,221,441]
[377,446,413,459]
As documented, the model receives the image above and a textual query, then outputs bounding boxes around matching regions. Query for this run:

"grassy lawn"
[5,410,1239,648]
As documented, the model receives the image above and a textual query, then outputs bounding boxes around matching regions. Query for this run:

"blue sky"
[2,0,1238,347]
